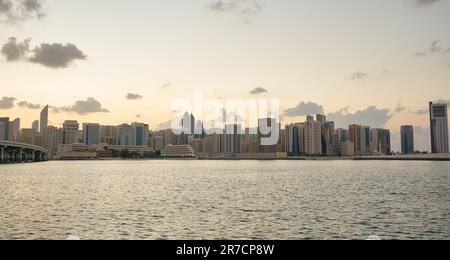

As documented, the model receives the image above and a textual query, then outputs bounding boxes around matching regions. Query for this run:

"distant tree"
[120,149,131,158]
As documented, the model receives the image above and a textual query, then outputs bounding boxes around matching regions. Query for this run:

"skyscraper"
[63,120,80,144]
[40,105,49,133]
[429,102,449,153]
[32,120,40,133]
[304,116,322,155]
[224,124,242,154]
[401,125,415,154]
[9,118,20,142]
[119,124,133,146]
[370,128,391,155]
[132,123,149,146]
[285,123,305,155]
[83,123,100,145]
[0,117,9,141]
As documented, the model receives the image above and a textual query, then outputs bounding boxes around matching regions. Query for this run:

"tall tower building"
[40,105,49,133]
[9,118,20,142]
[401,125,415,154]
[119,124,133,146]
[132,123,149,146]
[429,102,449,153]
[83,123,100,145]
[304,116,322,155]
[63,120,80,144]
[0,117,9,141]
[32,120,40,133]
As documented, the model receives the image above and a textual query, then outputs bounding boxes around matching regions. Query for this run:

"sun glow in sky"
[1,0,450,151]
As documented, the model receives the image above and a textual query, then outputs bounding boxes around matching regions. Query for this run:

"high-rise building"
[8,118,20,141]
[119,124,133,146]
[40,105,48,133]
[334,128,349,156]
[316,114,335,155]
[19,129,34,144]
[132,123,149,146]
[83,123,100,145]
[100,125,120,145]
[63,120,80,144]
[224,124,242,153]
[401,125,415,154]
[429,102,449,153]
[285,123,305,155]
[349,124,370,156]
[32,120,39,133]
[370,128,391,155]
[0,117,9,141]
[43,126,64,155]
[304,116,322,155]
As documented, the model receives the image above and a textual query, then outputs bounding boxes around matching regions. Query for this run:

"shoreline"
[44,154,450,162]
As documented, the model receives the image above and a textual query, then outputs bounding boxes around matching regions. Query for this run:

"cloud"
[414,108,429,115]
[0,96,16,109]
[161,83,172,88]
[17,100,40,109]
[414,40,448,56]
[414,51,427,57]
[283,102,325,117]
[430,40,443,53]
[29,43,87,68]
[55,97,109,115]
[1,37,30,61]
[0,0,45,23]
[327,106,393,128]
[126,93,143,100]
[394,104,407,113]
[205,0,262,22]
[0,0,12,14]
[2,37,87,68]
[415,0,443,7]
[250,87,268,95]
[350,71,368,80]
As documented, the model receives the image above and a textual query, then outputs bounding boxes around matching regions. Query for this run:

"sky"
[1,0,450,151]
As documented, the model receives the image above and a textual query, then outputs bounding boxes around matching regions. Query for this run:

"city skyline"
[1,0,450,152]
[1,100,449,155]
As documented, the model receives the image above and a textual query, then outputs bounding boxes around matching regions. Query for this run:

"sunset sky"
[1,0,450,151]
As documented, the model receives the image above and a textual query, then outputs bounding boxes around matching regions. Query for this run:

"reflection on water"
[0,160,449,240]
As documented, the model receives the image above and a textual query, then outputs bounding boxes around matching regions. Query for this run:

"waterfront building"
[429,102,449,153]
[100,125,120,145]
[285,123,305,155]
[40,105,48,133]
[401,125,415,154]
[119,124,133,146]
[63,120,80,145]
[304,116,322,155]
[349,124,370,156]
[149,135,165,151]
[224,124,242,154]
[32,120,39,133]
[163,144,196,158]
[8,118,20,142]
[131,123,149,146]
[83,123,100,145]
[43,126,64,155]
[0,117,9,141]
[370,128,391,155]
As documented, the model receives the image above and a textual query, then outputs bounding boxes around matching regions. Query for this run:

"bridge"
[0,141,50,164]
